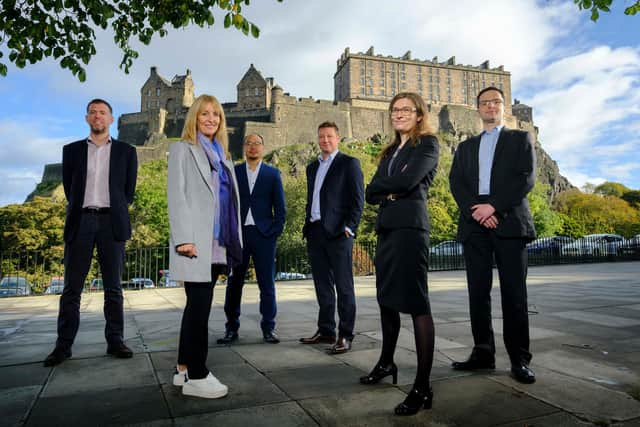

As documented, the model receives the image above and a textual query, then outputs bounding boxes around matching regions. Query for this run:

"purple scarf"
[199,134,242,268]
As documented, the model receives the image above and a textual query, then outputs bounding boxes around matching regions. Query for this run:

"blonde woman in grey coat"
[167,94,242,399]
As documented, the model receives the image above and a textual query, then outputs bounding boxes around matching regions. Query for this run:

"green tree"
[129,159,169,248]
[622,190,640,208]
[528,182,563,237]
[0,0,283,80]
[574,0,640,21]
[594,181,630,197]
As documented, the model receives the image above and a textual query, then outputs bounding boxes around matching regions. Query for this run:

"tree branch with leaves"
[0,0,282,81]
[574,0,640,21]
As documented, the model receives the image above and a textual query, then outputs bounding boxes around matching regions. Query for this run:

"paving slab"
[173,402,317,427]
[163,363,289,418]
[26,385,168,427]
[43,353,156,397]
[231,342,343,372]
[0,364,49,390]
[0,385,40,427]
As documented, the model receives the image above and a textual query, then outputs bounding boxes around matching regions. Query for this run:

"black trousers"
[224,225,277,333]
[306,222,355,339]
[463,230,532,365]
[57,212,125,349]
[178,264,225,380]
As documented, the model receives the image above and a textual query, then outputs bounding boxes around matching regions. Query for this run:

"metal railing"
[1,237,638,296]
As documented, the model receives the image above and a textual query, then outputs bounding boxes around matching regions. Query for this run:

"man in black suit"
[449,87,537,384]
[44,99,138,367]
[217,133,286,345]
[300,122,364,354]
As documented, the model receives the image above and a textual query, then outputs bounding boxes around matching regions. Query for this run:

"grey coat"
[167,140,242,282]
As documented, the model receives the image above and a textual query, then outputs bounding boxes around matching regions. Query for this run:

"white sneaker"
[182,372,228,399]
[173,366,187,386]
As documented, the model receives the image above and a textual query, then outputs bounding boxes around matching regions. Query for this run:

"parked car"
[45,276,65,294]
[619,234,640,256]
[89,278,103,291]
[527,236,575,257]
[130,278,155,289]
[275,271,306,280]
[0,276,32,297]
[560,234,624,257]
[429,240,464,257]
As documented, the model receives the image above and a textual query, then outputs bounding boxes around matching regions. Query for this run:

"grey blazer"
[167,141,242,282]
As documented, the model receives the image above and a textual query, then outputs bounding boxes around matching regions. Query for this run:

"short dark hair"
[476,86,504,107]
[317,121,339,134]
[87,98,113,114]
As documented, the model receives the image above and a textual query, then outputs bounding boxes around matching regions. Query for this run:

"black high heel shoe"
[394,386,433,416]
[359,362,398,385]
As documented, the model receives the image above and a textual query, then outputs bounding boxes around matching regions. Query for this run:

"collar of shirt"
[481,125,504,137]
[86,136,112,146]
[246,160,262,175]
[317,149,339,164]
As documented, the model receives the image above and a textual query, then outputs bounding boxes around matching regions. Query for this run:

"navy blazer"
[303,152,364,239]
[449,127,536,242]
[62,138,138,242]
[234,162,286,239]
[366,135,439,232]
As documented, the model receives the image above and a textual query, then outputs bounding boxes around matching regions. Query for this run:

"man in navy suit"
[44,99,138,366]
[449,86,537,384]
[300,122,364,354]
[218,133,286,344]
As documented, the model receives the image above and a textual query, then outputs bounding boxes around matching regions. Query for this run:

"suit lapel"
[321,152,342,192]
[78,141,88,201]
[469,135,481,194]
[389,144,411,176]
[189,143,215,195]
[253,163,268,195]
[492,127,508,167]
[237,163,250,197]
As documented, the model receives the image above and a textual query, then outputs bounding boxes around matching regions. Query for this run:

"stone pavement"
[1,262,640,426]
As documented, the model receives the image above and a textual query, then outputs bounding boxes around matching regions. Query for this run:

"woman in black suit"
[361,92,439,416]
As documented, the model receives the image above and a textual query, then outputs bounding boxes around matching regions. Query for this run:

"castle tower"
[140,67,194,113]
[237,64,274,111]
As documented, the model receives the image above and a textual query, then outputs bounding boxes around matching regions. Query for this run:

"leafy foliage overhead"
[0,0,283,81]
[574,0,640,21]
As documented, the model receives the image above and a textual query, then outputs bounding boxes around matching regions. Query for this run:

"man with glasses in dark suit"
[449,87,537,384]
[44,98,138,366]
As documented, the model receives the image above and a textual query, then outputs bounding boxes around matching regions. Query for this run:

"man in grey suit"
[449,86,537,384]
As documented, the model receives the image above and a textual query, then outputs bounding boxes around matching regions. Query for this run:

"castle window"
[147,89,151,96]
[255,87,259,96]
[367,87,373,96]
[401,72,406,81]
[146,101,150,108]
[157,100,160,107]
[360,77,365,85]
[401,82,406,90]
[246,88,250,97]
[156,88,161,96]
[380,79,385,87]
[360,87,365,95]
[380,88,385,96]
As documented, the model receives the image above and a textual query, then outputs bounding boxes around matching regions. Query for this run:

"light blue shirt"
[478,125,503,195]
[310,150,339,222]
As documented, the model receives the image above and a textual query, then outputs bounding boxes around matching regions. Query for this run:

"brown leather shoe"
[328,337,352,354]
[299,332,335,344]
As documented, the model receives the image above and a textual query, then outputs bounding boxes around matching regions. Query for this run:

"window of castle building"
[380,79,385,87]
[400,72,406,81]
[367,87,373,96]
[380,88,385,96]
[147,89,151,96]
[360,87,365,96]
[157,100,160,107]
[156,88,161,96]
[360,77,365,86]
[255,87,259,96]
[246,88,250,97]
[401,82,406,90]
[400,63,405,71]
[146,101,150,108]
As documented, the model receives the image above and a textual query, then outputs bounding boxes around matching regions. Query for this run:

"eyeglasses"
[478,99,503,107]
[244,141,263,146]
[390,107,417,116]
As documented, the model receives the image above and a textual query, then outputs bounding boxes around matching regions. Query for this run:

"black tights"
[379,305,435,389]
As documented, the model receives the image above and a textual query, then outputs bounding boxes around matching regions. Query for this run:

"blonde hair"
[380,92,434,159]
[181,94,229,157]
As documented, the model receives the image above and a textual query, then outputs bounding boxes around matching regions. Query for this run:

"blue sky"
[1,0,639,206]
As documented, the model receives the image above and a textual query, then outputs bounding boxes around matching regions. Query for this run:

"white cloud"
[0,118,73,207]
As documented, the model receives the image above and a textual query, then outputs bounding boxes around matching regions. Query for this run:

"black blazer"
[303,152,364,239]
[366,135,439,232]
[234,162,286,239]
[62,138,138,242]
[449,127,536,242]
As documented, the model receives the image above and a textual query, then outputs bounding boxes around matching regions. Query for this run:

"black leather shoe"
[44,347,71,367]
[328,337,352,354]
[107,342,133,358]
[263,330,280,344]
[451,353,495,371]
[216,331,239,345]
[511,364,536,384]
[299,332,335,344]
[395,386,433,416]
[360,362,398,385]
